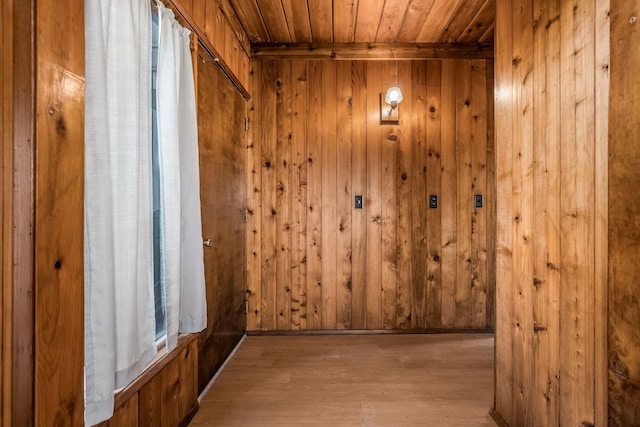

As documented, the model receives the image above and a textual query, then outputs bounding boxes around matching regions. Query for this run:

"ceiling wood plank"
[256,0,291,42]
[354,0,385,42]
[251,42,494,60]
[216,0,251,53]
[281,0,312,42]
[478,22,494,43]
[308,0,333,43]
[396,0,436,43]
[438,0,486,42]
[334,0,358,43]
[457,0,494,43]
[376,0,412,42]
[416,0,460,42]
[229,0,270,43]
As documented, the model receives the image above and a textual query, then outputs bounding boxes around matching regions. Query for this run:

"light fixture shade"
[385,86,403,105]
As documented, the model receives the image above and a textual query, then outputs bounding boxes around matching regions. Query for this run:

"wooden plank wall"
[173,0,250,93]
[196,53,247,395]
[608,0,640,425]
[2,2,36,425]
[492,0,609,426]
[97,336,199,427]
[247,58,495,331]
[34,0,85,424]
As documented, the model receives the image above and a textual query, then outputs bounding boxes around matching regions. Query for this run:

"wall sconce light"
[380,86,403,124]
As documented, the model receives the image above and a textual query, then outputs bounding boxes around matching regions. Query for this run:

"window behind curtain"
[151,11,166,340]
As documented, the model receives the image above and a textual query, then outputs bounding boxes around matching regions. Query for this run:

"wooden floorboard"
[190,334,495,426]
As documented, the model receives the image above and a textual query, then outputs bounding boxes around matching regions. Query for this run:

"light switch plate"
[475,194,483,208]
[355,195,363,209]
[429,195,438,209]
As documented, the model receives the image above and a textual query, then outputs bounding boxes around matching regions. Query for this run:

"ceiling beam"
[251,42,493,60]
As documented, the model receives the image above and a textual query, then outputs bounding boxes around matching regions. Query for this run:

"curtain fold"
[84,0,157,425]
[156,3,207,350]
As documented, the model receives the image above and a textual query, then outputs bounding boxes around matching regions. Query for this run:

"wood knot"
[54,260,62,269]
[613,358,630,381]
[265,160,271,168]
[401,172,407,181]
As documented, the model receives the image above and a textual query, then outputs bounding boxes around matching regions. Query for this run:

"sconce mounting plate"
[380,93,399,124]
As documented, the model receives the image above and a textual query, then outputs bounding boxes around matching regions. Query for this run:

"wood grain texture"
[608,0,639,425]
[3,1,36,425]
[493,0,609,425]
[247,59,494,331]
[233,0,494,44]
[191,334,495,426]
[170,0,251,96]
[196,56,246,393]
[34,0,84,424]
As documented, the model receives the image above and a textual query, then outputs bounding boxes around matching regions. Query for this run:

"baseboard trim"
[178,402,200,427]
[197,333,247,404]
[489,408,510,426]
[246,328,494,336]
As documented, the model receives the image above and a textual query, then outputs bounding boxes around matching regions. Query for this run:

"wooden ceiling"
[228,0,495,45]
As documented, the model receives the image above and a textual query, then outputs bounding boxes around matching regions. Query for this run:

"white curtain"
[156,2,207,351]
[84,0,156,425]
[85,1,206,425]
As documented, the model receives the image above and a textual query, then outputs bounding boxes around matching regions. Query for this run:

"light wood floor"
[190,334,495,427]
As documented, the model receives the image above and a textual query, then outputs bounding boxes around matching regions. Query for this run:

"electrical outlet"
[429,195,438,209]
[355,195,363,209]
[475,194,483,208]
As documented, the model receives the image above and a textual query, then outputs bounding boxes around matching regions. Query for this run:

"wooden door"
[196,52,246,394]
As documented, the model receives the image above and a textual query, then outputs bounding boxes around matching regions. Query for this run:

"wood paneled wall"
[34,0,85,424]
[2,2,36,425]
[492,0,609,426]
[173,0,250,94]
[608,0,640,425]
[196,53,246,395]
[247,58,495,331]
[97,336,199,427]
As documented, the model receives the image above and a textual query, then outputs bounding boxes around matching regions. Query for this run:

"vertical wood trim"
[608,1,640,425]
[34,0,84,423]
[365,62,383,329]
[470,59,488,329]
[395,61,413,329]
[381,61,398,329]
[305,60,323,329]
[512,0,535,422]
[593,0,609,425]
[4,1,36,425]
[485,59,496,331]
[320,60,337,329]
[260,61,278,330]
[410,61,428,329]
[247,60,263,330]
[494,0,515,421]
[335,61,353,330]
[425,60,443,328]
[439,59,457,329]
[350,61,368,330]
[275,60,292,330]
[454,60,473,329]
[290,59,308,330]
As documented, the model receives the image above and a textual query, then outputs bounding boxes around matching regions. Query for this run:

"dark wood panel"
[609,0,640,425]
[3,1,36,425]
[196,55,246,393]
[248,58,495,331]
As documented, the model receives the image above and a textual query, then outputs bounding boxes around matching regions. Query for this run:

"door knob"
[203,239,213,247]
